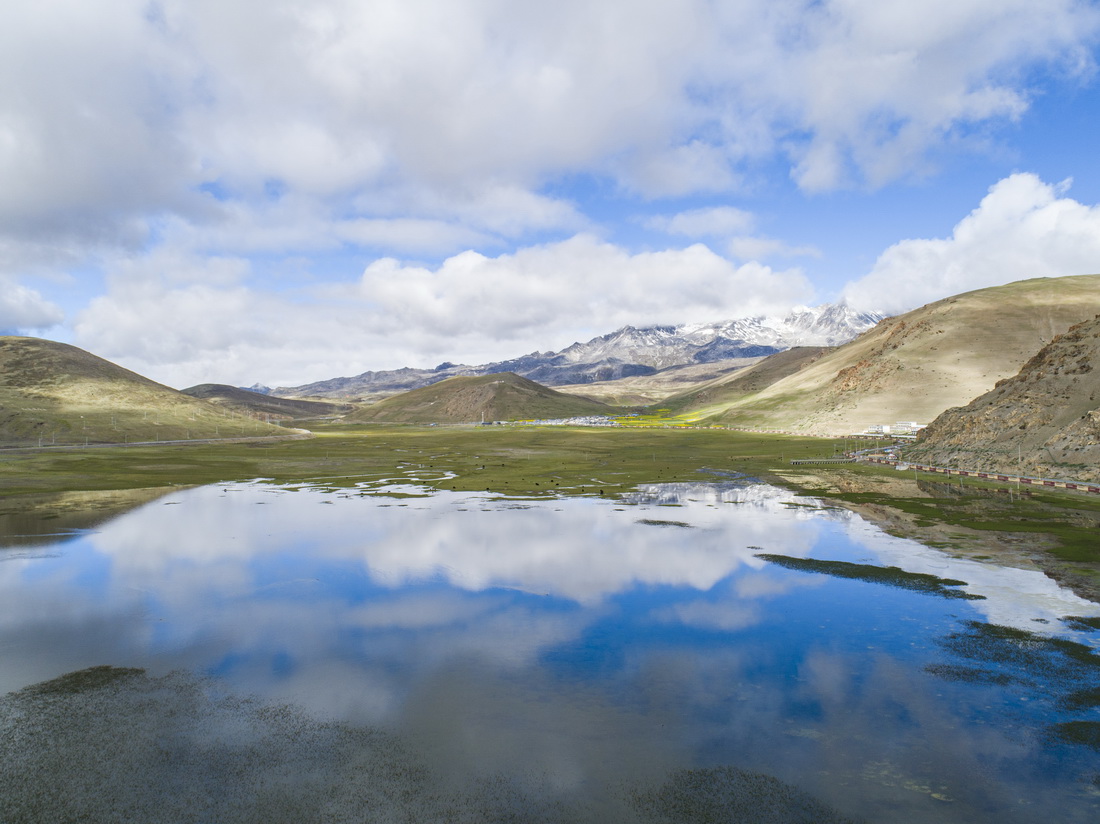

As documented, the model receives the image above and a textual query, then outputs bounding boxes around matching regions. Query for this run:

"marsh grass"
[926,620,1100,755]
[0,425,826,498]
[2,423,1098,595]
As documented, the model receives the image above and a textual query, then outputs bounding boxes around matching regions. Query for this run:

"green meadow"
[0,424,827,496]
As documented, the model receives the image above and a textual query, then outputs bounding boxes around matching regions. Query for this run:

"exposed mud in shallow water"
[0,666,860,824]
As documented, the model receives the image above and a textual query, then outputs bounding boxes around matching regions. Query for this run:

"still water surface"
[2,477,1099,822]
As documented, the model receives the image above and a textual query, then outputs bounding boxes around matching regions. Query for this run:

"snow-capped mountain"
[276,303,884,398]
[559,303,884,369]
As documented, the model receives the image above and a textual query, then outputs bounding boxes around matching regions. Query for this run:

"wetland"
[2,426,1100,822]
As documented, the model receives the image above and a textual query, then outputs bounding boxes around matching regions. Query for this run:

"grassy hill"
[906,314,1100,481]
[0,337,287,446]
[347,372,617,423]
[673,274,1100,435]
[182,384,351,420]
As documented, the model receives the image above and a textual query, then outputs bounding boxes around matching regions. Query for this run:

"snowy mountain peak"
[548,302,883,370]
[774,302,885,345]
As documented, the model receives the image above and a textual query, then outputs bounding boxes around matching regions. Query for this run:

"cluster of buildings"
[860,421,925,439]
[480,415,622,427]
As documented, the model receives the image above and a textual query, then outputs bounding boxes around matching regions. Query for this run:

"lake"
[2,476,1099,822]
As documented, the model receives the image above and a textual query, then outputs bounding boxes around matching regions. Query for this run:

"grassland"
[2,423,1098,601]
[0,337,286,445]
[0,424,829,497]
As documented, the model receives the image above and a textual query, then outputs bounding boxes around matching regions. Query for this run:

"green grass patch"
[0,425,828,498]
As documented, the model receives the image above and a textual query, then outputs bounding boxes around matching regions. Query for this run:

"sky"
[3,0,1100,389]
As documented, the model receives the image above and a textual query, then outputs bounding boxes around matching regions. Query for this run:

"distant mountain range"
[4,274,1098,483]
[270,303,883,400]
[181,384,351,420]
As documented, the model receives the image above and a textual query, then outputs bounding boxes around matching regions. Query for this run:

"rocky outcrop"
[908,315,1100,481]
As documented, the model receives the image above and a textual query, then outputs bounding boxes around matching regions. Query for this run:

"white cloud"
[335,219,494,256]
[74,235,812,387]
[0,278,64,333]
[2,0,1096,267]
[774,0,1098,191]
[726,236,821,262]
[646,207,755,238]
[647,207,820,262]
[355,234,811,340]
[8,0,1100,380]
[843,173,1100,313]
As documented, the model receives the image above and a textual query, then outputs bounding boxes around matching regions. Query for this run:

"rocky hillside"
[347,372,616,424]
[906,314,1100,481]
[673,274,1100,435]
[0,337,287,446]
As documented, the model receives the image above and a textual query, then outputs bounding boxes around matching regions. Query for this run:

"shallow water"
[1,478,1099,822]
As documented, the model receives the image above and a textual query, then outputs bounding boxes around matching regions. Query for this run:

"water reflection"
[0,479,1098,823]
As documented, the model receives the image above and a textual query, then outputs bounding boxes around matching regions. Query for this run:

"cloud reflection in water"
[1,479,1099,822]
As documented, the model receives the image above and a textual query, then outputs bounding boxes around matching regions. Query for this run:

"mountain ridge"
[275,302,882,400]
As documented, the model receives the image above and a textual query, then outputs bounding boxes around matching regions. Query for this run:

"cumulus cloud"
[773,0,1099,191]
[354,235,811,340]
[74,235,812,386]
[843,173,1100,313]
[2,0,1097,263]
[9,1,1100,381]
[0,278,64,333]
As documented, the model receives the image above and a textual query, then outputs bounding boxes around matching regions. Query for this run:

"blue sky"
[3,0,1100,388]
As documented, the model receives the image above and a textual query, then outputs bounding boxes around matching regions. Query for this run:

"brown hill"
[906,314,1100,481]
[182,384,351,420]
[554,356,769,406]
[0,337,286,446]
[348,372,616,423]
[659,347,833,414]
[675,274,1100,435]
